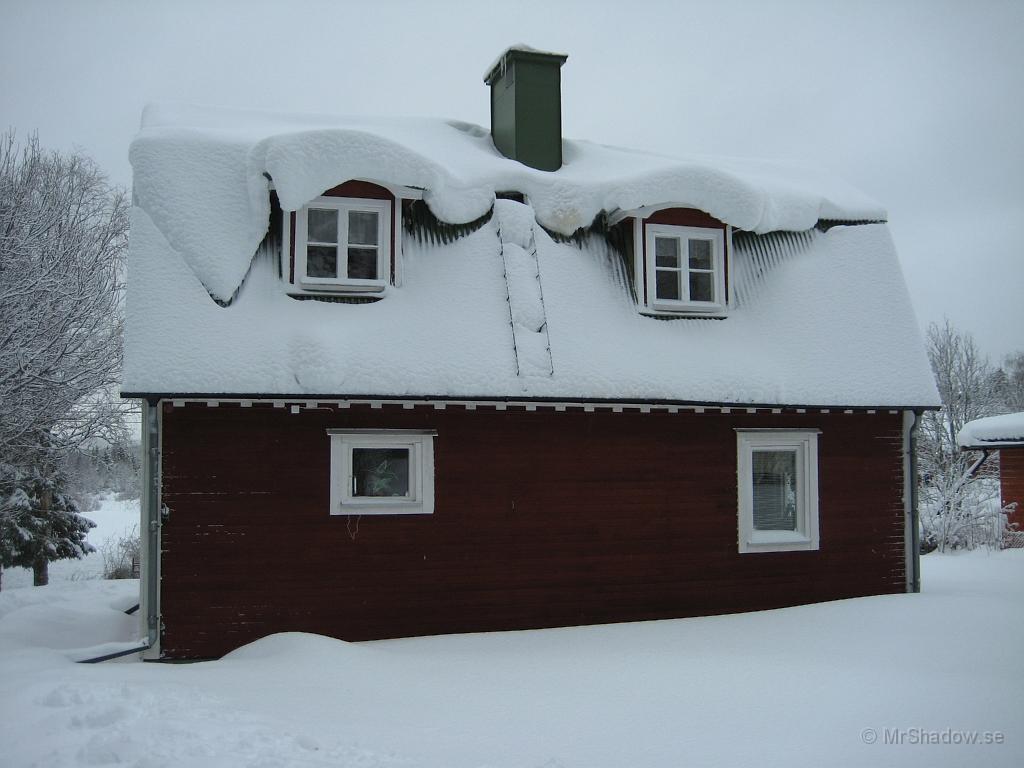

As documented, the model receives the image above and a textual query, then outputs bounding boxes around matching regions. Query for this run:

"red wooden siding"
[159,404,907,659]
[1000,448,1024,528]
[639,208,729,308]
[645,208,726,229]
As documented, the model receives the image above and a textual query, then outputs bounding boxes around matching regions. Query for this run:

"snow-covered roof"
[129,103,887,304]
[958,413,1024,449]
[123,102,938,407]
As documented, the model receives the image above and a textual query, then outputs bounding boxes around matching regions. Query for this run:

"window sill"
[640,306,727,319]
[298,281,386,294]
[331,502,432,516]
[740,532,818,554]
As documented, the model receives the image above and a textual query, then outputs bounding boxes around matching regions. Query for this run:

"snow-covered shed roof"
[958,413,1024,449]
[123,102,939,408]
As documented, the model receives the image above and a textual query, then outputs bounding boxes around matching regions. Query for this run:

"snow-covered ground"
[1,551,1021,767]
[1,495,140,589]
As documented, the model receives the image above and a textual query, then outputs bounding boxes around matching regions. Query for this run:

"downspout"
[141,398,162,656]
[908,410,922,594]
[964,449,992,480]
[76,603,152,663]
[78,643,152,664]
[76,399,162,664]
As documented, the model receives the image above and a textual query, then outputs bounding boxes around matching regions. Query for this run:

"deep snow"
[1,551,1021,767]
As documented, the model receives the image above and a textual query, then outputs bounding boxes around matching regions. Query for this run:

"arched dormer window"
[614,206,730,317]
[285,180,396,295]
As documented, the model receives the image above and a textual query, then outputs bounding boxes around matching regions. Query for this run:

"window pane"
[752,450,798,531]
[656,269,680,300]
[689,272,713,302]
[655,237,680,268]
[349,210,379,246]
[307,209,337,243]
[306,246,337,278]
[348,248,378,280]
[688,239,712,270]
[353,448,410,497]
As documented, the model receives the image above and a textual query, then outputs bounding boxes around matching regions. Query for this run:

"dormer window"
[645,224,725,314]
[294,196,391,292]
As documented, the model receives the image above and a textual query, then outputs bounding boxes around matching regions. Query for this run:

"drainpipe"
[141,398,161,655]
[905,409,929,593]
[908,410,922,594]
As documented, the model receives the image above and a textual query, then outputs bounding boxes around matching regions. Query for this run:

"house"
[958,412,1024,541]
[123,47,940,660]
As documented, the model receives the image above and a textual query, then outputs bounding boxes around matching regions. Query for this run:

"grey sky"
[3,0,1022,361]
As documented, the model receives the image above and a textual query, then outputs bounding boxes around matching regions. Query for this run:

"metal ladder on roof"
[494,199,554,379]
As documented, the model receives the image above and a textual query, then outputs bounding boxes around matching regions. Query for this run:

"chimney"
[484,46,568,172]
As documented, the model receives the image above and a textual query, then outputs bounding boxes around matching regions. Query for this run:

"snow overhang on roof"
[958,412,1024,449]
[129,102,886,303]
[123,102,938,408]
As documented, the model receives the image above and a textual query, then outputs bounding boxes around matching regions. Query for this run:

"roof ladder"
[494,199,554,379]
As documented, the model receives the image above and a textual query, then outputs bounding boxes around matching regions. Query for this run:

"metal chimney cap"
[483,45,568,85]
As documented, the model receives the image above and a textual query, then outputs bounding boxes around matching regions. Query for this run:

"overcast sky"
[3,0,1022,362]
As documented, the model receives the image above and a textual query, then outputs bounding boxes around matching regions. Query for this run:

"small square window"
[307,208,339,243]
[688,239,712,270]
[352,447,410,498]
[292,197,390,293]
[655,236,680,267]
[348,210,379,246]
[328,430,435,515]
[644,224,726,315]
[736,430,819,553]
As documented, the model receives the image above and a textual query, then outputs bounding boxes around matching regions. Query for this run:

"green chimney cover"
[484,46,568,172]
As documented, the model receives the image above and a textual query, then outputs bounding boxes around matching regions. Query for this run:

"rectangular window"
[736,430,819,553]
[645,224,726,314]
[328,430,435,515]
[294,197,390,292]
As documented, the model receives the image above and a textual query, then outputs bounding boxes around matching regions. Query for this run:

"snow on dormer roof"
[123,102,937,408]
[130,102,885,303]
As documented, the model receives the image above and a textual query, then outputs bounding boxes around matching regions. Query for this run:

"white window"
[328,430,435,515]
[736,430,819,553]
[645,224,725,314]
[294,197,390,292]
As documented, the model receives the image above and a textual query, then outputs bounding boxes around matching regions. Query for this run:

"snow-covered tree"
[0,132,127,585]
[918,320,1007,550]
[994,351,1024,412]
[0,464,94,587]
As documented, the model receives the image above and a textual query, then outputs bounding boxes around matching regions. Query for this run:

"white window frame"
[293,196,391,292]
[736,429,820,553]
[644,224,726,314]
[328,429,435,516]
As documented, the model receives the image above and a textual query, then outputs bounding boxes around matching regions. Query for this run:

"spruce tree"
[0,465,94,587]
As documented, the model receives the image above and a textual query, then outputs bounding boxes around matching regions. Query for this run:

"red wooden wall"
[1001,448,1024,529]
[159,403,907,659]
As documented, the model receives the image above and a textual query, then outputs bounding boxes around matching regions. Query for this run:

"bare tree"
[0,131,128,586]
[994,351,1024,412]
[918,320,1007,551]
